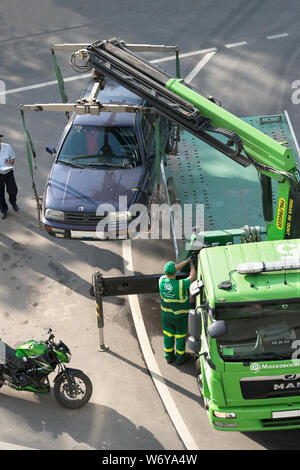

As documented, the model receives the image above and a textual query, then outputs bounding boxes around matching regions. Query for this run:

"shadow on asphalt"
[0,210,134,309]
[0,389,164,450]
[107,348,202,406]
[242,429,300,450]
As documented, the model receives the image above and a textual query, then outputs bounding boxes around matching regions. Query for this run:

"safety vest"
[159,275,191,317]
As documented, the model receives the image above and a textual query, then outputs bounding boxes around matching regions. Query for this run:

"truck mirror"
[188,307,202,339]
[208,320,226,338]
[188,336,201,354]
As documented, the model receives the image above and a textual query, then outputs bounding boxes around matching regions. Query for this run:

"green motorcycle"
[0,328,92,409]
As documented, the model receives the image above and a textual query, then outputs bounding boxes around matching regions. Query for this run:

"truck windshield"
[58,124,141,168]
[215,302,300,362]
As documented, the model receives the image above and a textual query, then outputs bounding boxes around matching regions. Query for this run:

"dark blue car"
[43,79,174,239]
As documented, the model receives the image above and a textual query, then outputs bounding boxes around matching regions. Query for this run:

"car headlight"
[45,209,65,221]
[108,211,132,222]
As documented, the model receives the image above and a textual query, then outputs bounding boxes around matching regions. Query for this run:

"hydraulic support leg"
[92,272,109,352]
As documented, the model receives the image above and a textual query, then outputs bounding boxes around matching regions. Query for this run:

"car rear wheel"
[165,124,177,154]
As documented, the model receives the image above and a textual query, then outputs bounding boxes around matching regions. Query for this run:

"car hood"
[45,163,146,212]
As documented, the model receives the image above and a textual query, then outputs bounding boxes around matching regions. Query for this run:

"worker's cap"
[164,261,176,275]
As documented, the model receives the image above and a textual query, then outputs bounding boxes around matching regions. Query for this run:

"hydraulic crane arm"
[75,38,300,241]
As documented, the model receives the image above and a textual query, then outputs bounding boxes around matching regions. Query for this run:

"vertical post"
[50,47,68,105]
[155,116,161,203]
[92,271,109,352]
[20,108,43,229]
[175,48,181,79]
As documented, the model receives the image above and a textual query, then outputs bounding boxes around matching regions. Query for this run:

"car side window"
[141,114,155,155]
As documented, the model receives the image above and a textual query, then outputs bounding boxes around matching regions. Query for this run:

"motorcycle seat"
[0,341,17,365]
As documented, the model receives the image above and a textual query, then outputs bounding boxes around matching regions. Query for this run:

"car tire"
[165,124,176,154]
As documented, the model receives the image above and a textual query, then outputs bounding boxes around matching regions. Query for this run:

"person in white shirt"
[0,135,18,219]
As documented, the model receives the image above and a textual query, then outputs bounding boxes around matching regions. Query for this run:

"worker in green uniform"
[159,258,196,364]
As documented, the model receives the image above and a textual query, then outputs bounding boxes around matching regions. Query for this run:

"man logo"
[284,374,298,381]
[250,363,261,373]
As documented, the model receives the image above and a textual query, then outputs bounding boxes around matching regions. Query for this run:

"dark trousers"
[0,170,18,213]
[161,313,188,364]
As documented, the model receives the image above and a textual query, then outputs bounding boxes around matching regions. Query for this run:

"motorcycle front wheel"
[54,369,93,409]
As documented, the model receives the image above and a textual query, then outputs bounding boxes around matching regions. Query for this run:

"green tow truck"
[81,40,300,431]
[22,39,300,431]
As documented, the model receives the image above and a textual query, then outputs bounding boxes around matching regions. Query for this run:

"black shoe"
[1,211,7,219]
[176,353,191,366]
[166,356,175,364]
[12,203,18,212]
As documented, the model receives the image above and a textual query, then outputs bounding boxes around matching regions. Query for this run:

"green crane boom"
[79,38,300,241]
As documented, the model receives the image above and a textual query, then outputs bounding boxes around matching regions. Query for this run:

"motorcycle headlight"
[66,352,72,362]
[108,211,132,222]
[45,209,65,221]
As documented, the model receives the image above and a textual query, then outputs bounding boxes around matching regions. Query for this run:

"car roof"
[74,78,143,127]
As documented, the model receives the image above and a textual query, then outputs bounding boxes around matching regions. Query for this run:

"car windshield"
[215,301,300,362]
[58,124,141,168]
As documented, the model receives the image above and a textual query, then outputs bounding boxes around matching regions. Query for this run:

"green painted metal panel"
[242,114,298,160]
[200,238,300,306]
[166,79,298,174]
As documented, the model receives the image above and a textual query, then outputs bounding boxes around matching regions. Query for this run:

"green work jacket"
[159,275,191,317]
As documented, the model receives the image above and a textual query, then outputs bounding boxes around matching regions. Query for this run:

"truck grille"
[240,374,300,400]
[262,417,300,428]
[64,212,105,226]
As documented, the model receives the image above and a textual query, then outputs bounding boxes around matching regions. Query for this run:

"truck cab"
[190,238,300,431]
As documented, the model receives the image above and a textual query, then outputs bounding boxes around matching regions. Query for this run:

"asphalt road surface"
[1,0,300,451]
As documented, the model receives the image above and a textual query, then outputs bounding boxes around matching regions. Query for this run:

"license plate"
[272,410,300,419]
[70,230,102,239]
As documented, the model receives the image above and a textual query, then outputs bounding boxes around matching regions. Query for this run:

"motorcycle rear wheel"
[0,375,4,389]
[54,370,92,409]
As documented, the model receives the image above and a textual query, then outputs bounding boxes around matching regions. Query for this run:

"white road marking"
[225,41,248,48]
[267,33,288,40]
[0,31,288,97]
[152,47,217,64]
[185,51,216,84]
[0,73,90,97]
[122,239,199,451]
[0,440,35,450]
[284,109,300,161]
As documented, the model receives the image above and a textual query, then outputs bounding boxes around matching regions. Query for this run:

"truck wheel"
[195,358,208,410]
[195,358,204,396]
[195,357,201,376]
[197,373,208,410]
